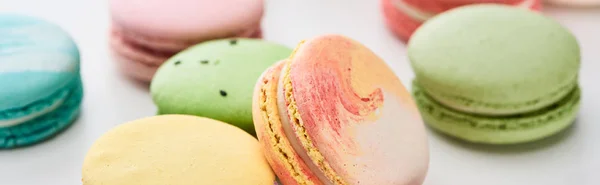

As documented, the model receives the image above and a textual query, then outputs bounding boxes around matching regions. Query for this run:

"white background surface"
[0,0,599,184]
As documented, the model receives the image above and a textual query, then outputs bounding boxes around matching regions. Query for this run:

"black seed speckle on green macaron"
[229,39,238,45]
[219,90,227,97]
[174,61,182,65]
[200,60,209,64]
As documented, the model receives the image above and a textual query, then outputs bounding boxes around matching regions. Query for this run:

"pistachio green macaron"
[408,5,581,144]
[150,39,292,135]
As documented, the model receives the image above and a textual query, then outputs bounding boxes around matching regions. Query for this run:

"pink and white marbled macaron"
[252,35,430,185]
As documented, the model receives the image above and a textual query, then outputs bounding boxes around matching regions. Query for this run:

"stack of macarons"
[408,5,581,144]
[0,14,83,149]
[382,0,542,42]
[109,0,265,82]
[150,38,292,135]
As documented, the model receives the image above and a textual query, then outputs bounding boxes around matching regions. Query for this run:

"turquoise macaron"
[408,5,581,144]
[150,38,292,136]
[0,14,83,149]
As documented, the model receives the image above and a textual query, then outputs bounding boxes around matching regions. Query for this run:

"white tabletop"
[0,0,598,184]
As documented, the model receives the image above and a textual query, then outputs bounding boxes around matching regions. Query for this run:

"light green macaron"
[408,5,581,144]
[150,38,293,135]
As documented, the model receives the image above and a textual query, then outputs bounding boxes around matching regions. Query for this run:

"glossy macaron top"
[109,0,264,40]
[150,39,291,133]
[408,5,580,115]
[0,14,80,111]
[82,115,275,185]
[285,35,429,184]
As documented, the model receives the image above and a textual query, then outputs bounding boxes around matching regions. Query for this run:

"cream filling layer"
[392,0,435,22]
[392,0,537,22]
[0,97,64,127]
[277,64,333,185]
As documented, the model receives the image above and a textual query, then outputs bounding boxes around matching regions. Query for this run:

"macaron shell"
[150,39,292,135]
[0,14,80,111]
[109,0,264,40]
[408,5,580,115]
[383,0,541,42]
[413,82,580,144]
[287,35,429,184]
[252,61,324,185]
[82,115,275,185]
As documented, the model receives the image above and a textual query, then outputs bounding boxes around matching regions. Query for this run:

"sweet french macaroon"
[408,5,581,144]
[82,115,276,185]
[382,0,541,42]
[0,14,83,149]
[151,39,292,136]
[109,0,264,82]
[545,0,600,7]
[253,35,429,185]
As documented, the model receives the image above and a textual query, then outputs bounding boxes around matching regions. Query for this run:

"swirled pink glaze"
[287,35,429,185]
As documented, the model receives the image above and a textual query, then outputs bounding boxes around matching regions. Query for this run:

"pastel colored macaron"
[382,0,541,42]
[408,5,581,144]
[151,39,292,135]
[545,0,600,7]
[109,0,264,82]
[252,35,429,185]
[0,14,83,149]
[82,115,276,185]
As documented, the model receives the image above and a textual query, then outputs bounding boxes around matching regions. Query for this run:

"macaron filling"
[258,62,315,184]
[413,81,580,143]
[416,77,578,116]
[257,53,347,184]
[0,92,66,127]
[0,77,82,148]
[392,0,435,22]
[110,24,262,69]
[277,62,336,185]
[279,48,349,185]
[0,85,71,126]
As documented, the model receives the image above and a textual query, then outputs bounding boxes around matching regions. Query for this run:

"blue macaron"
[0,14,83,149]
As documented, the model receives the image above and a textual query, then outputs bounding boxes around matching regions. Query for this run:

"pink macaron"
[545,0,600,7]
[382,0,542,42]
[109,0,264,82]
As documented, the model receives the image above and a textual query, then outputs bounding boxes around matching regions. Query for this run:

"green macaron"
[150,38,293,135]
[408,5,581,144]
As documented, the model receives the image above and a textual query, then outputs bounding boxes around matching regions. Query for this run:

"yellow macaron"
[82,115,275,185]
